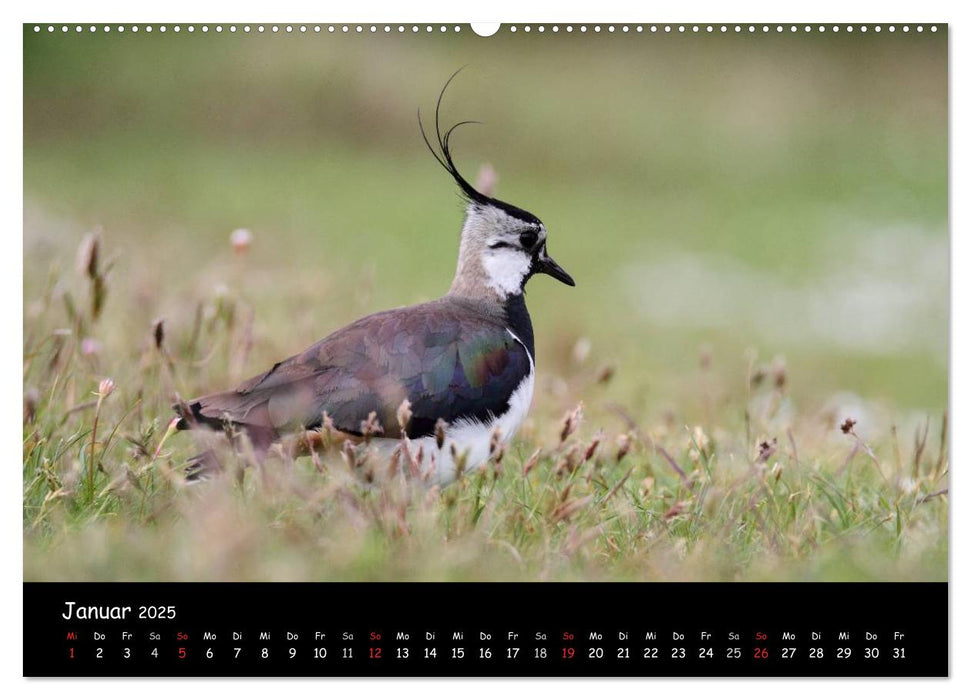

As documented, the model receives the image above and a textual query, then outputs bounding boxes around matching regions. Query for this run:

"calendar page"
[22,21,948,678]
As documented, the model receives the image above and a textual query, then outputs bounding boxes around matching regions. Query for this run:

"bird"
[172,73,575,484]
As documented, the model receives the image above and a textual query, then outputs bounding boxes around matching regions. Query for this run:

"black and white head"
[421,73,575,301]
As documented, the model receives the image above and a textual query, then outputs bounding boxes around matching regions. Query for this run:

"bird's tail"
[173,397,228,432]
[173,390,280,482]
[184,449,225,482]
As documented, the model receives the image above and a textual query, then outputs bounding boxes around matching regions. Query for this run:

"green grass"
[23,27,948,581]
[22,229,949,581]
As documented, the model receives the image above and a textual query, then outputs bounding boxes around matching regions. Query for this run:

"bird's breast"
[369,328,535,484]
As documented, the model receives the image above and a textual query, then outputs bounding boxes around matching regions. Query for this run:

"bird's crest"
[419,69,542,225]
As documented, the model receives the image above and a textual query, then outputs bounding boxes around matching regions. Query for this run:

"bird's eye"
[519,230,539,250]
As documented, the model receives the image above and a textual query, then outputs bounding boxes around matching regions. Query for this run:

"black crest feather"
[419,69,542,226]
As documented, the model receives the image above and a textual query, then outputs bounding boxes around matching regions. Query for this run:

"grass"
[22,230,948,582]
[23,28,948,581]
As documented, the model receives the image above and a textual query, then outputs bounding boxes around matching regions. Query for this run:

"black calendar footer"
[23,581,947,677]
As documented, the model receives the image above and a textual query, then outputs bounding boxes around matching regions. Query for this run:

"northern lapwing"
[173,74,575,483]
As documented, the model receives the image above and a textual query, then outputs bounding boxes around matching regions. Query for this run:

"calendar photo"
[22,22,948,677]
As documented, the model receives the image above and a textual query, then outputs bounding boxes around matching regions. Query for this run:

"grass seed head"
[401,437,421,477]
[615,433,632,461]
[91,276,107,320]
[312,412,336,451]
[386,446,401,479]
[551,496,592,523]
[341,439,358,469]
[451,443,469,480]
[396,398,412,436]
[595,364,616,384]
[772,355,787,388]
[664,501,686,520]
[152,318,165,349]
[750,366,767,388]
[522,447,542,476]
[640,476,655,496]
[559,402,584,443]
[841,417,857,434]
[489,426,503,456]
[360,411,383,442]
[24,386,40,424]
[583,432,602,463]
[435,418,448,449]
[555,444,581,476]
[76,232,100,279]
[77,232,109,320]
[692,425,710,452]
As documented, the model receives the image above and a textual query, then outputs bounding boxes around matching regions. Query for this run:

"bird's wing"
[182,302,532,440]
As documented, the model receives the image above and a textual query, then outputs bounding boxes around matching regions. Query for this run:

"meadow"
[23,26,948,581]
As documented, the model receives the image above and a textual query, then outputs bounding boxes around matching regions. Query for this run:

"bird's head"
[421,72,575,301]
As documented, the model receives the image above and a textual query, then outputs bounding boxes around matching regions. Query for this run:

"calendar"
[24,583,947,676]
[22,21,949,681]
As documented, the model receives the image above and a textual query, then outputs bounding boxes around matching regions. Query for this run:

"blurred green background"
[24,25,947,419]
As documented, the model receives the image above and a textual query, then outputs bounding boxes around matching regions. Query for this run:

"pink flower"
[230,228,253,254]
[80,337,102,357]
[98,378,115,399]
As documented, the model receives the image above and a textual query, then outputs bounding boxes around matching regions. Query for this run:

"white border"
[5,0,965,698]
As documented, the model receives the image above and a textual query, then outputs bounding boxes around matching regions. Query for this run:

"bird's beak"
[537,248,575,287]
